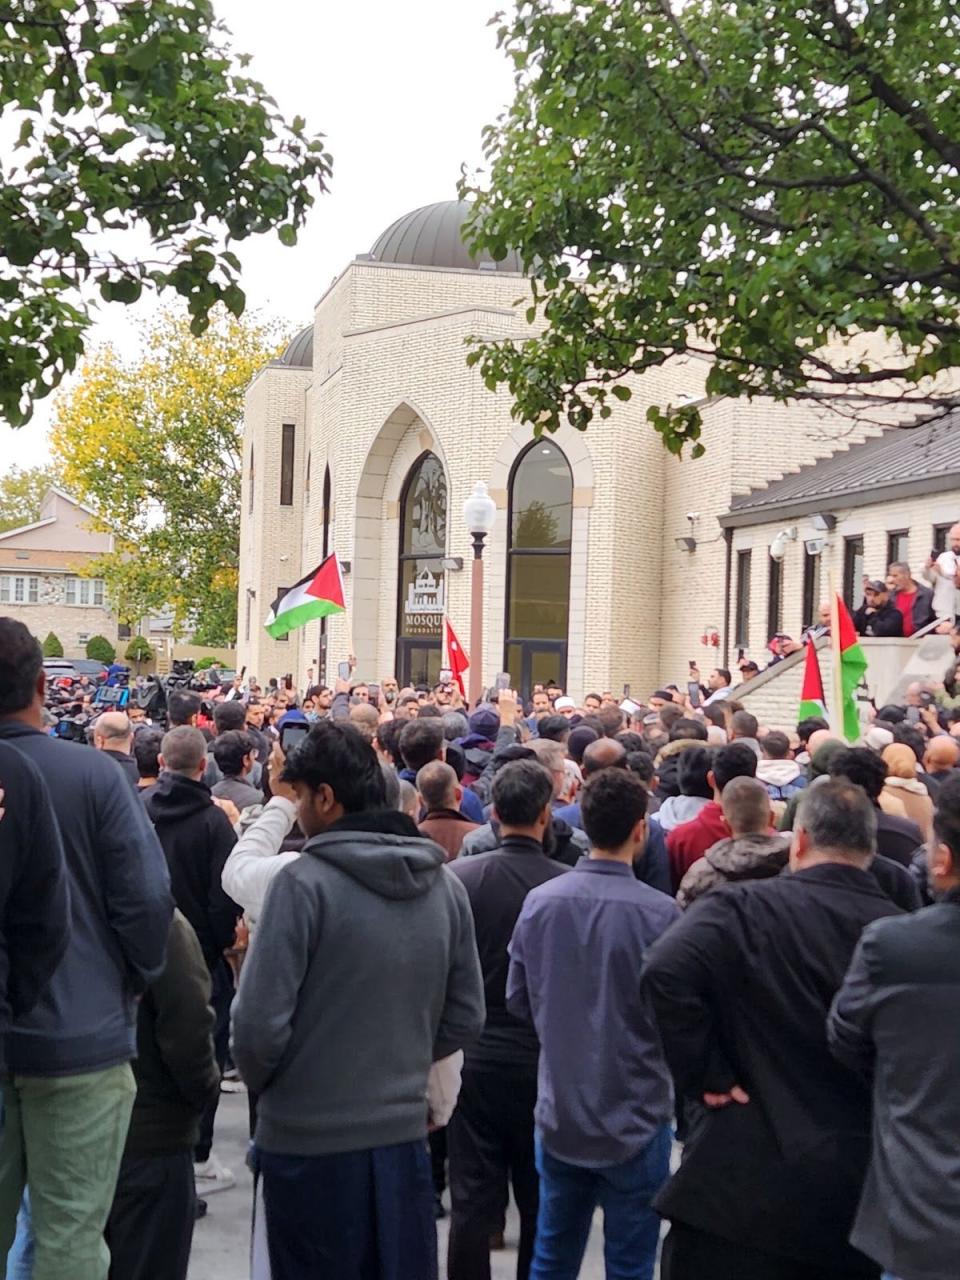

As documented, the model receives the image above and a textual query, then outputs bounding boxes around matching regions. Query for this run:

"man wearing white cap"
[553,697,578,720]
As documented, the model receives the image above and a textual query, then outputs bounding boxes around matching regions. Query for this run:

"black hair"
[167,690,202,726]
[596,704,625,737]
[933,772,960,863]
[892,723,926,764]
[876,704,906,725]
[578,715,605,736]
[567,725,599,764]
[713,668,732,685]
[211,730,256,778]
[0,619,42,715]
[762,730,791,760]
[492,759,554,827]
[712,742,759,791]
[626,749,656,784]
[537,715,570,743]
[281,720,386,812]
[376,718,405,764]
[615,731,644,753]
[731,710,759,738]
[399,718,444,771]
[415,703,442,719]
[701,702,728,728]
[678,746,714,799]
[580,768,648,850]
[797,716,829,744]
[829,746,886,802]
[659,703,684,729]
[670,717,708,743]
[133,728,164,780]
[213,700,247,734]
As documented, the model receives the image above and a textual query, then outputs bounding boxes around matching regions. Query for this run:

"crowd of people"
[0,601,958,1280]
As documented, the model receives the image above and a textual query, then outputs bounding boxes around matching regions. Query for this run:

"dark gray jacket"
[231,810,484,1156]
[828,891,960,1280]
[0,722,172,1077]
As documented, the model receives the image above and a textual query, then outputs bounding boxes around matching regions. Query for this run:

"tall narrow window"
[248,446,255,515]
[734,550,752,648]
[505,441,572,695]
[843,536,864,610]
[802,548,822,630]
[767,556,783,642]
[280,424,295,506]
[887,530,909,567]
[304,452,311,506]
[396,453,447,688]
[275,587,289,642]
[244,591,252,644]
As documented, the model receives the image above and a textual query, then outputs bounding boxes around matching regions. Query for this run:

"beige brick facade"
[237,201,957,700]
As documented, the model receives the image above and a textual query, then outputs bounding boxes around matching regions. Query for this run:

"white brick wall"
[237,250,959,702]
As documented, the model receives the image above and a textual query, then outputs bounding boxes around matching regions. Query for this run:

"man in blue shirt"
[507,767,679,1280]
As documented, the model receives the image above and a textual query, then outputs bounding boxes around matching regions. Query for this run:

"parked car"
[71,659,109,681]
[42,659,79,682]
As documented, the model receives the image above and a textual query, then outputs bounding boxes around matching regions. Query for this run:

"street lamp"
[463,480,497,708]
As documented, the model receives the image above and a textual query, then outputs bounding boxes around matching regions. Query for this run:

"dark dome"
[369,200,522,273]
[277,324,313,368]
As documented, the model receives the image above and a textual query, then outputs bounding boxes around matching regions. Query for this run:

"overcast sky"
[1,0,516,474]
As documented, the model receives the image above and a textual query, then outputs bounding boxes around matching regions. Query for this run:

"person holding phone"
[924,522,960,621]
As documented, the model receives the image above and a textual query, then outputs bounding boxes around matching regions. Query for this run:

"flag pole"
[828,570,843,738]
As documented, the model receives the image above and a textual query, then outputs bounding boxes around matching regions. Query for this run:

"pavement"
[188,1092,612,1279]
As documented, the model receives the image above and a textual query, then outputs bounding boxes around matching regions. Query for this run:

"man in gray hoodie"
[231,720,485,1280]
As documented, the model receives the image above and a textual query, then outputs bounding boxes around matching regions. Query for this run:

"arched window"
[505,440,572,695]
[396,452,447,688]
[248,446,254,515]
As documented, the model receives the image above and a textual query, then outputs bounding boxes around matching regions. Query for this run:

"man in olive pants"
[0,620,172,1280]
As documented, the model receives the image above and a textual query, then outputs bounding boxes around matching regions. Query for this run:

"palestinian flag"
[265,555,345,639]
[798,641,826,722]
[836,593,868,742]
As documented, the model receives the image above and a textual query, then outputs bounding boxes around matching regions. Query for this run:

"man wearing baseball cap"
[853,580,904,637]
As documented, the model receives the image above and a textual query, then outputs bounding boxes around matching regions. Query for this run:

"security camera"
[686,511,700,522]
[770,532,789,561]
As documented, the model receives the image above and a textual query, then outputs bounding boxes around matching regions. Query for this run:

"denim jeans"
[530,1125,672,1280]
[5,1190,33,1279]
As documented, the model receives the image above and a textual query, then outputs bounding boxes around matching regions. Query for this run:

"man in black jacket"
[643,779,901,1280]
[0,618,172,1277]
[447,761,569,1280]
[0,742,69,1062]
[828,773,960,1280]
[853,580,905,638]
[105,909,219,1280]
[145,726,241,1196]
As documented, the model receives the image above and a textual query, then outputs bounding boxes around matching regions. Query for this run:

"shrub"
[41,631,63,658]
[86,634,116,663]
[124,635,154,667]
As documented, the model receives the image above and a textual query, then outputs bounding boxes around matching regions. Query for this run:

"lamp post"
[463,480,497,708]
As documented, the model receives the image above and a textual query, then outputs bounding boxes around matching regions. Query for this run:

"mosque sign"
[403,567,444,636]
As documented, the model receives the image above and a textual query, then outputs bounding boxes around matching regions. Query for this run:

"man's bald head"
[721,776,773,837]
[416,760,459,813]
[582,737,628,778]
[94,712,133,753]
[807,729,840,756]
[925,734,960,772]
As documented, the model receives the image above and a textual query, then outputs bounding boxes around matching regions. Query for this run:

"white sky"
[0,0,516,475]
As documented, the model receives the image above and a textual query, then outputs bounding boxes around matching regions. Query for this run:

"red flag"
[445,618,469,697]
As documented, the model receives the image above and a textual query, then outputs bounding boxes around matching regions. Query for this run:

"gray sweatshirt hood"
[304,828,446,900]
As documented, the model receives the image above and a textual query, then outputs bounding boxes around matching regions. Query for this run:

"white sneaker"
[194,1155,236,1194]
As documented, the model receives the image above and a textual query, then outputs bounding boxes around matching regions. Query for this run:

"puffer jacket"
[655,738,708,800]
[677,832,791,910]
[756,758,808,801]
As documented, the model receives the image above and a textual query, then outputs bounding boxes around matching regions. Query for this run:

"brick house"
[0,487,120,657]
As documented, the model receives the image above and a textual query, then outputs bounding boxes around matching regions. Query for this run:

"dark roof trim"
[720,468,960,528]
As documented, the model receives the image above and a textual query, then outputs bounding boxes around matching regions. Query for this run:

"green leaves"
[460,0,960,455]
[0,0,331,427]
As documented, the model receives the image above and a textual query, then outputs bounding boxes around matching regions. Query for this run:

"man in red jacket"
[667,744,761,891]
